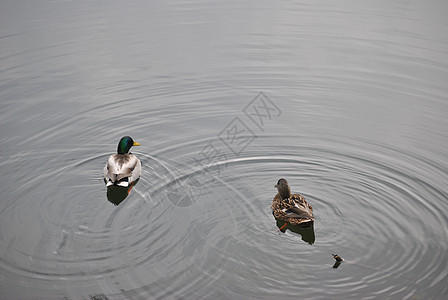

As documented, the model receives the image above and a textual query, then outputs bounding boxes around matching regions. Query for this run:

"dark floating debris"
[332,254,344,262]
[332,254,344,269]
[90,294,109,300]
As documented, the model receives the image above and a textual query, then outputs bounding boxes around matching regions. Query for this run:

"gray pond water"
[1,1,448,299]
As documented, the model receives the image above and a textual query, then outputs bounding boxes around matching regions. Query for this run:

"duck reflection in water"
[275,219,315,244]
[272,178,315,244]
[106,179,139,206]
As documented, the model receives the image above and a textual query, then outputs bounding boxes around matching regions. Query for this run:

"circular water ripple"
[0,135,239,298]
[1,132,447,299]
[120,135,445,298]
[1,1,447,298]
[226,136,448,299]
[129,135,448,299]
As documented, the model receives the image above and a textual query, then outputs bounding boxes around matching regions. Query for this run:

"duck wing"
[282,196,313,219]
[283,203,313,219]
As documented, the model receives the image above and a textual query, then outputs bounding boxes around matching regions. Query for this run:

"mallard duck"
[103,136,141,188]
[272,178,314,228]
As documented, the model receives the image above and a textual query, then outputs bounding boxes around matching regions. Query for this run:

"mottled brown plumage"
[272,178,314,226]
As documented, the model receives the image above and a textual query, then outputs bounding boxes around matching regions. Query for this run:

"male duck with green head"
[104,136,141,188]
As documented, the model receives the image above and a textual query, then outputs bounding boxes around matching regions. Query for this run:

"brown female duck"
[272,178,314,228]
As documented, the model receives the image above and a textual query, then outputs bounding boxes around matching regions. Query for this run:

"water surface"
[1,0,448,299]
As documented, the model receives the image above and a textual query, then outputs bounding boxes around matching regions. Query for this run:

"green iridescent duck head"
[117,136,140,154]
